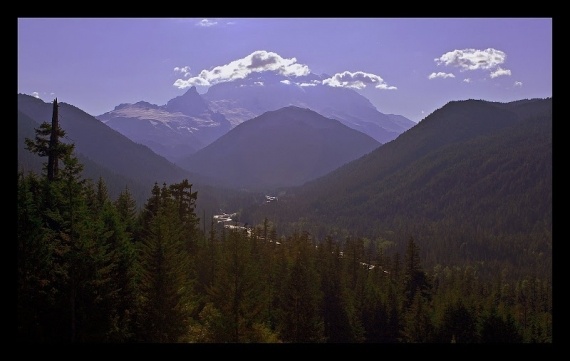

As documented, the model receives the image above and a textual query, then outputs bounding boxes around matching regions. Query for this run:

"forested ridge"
[17,99,552,343]
[244,99,552,281]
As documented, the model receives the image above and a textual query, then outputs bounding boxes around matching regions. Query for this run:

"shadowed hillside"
[244,98,552,279]
[178,106,381,190]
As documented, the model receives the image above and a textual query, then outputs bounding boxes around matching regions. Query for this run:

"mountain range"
[17,93,194,204]
[18,93,384,209]
[95,71,416,163]
[241,97,552,277]
[97,88,232,163]
[17,91,552,279]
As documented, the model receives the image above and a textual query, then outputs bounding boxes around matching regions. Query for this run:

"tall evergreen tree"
[17,171,58,342]
[402,236,432,309]
[136,194,194,342]
[319,236,357,342]
[435,301,478,343]
[206,229,268,342]
[169,179,199,253]
[277,231,324,342]
[114,185,139,239]
[24,99,74,182]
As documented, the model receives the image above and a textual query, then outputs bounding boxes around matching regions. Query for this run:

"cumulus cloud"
[490,67,512,78]
[434,48,512,79]
[428,72,455,80]
[174,50,310,89]
[463,78,471,83]
[174,66,191,78]
[435,48,506,70]
[173,51,396,91]
[514,81,523,87]
[322,71,397,90]
[196,19,217,27]
[32,91,40,98]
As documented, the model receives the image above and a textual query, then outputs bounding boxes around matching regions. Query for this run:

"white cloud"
[173,50,310,89]
[434,48,512,80]
[428,72,455,80]
[280,80,291,85]
[196,19,217,27]
[490,67,512,78]
[322,71,396,90]
[174,66,191,78]
[254,81,264,86]
[173,51,396,92]
[514,81,523,87]
[32,91,40,98]
[435,48,507,70]
[463,78,471,83]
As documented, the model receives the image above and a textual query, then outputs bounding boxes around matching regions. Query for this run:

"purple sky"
[18,18,552,123]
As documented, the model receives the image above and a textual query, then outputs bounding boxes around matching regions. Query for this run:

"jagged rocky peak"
[132,101,160,110]
[164,86,209,116]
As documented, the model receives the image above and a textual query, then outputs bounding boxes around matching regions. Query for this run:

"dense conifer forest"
[17,100,552,343]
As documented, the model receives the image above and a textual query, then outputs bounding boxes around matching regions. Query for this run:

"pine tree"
[401,291,435,343]
[206,228,268,342]
[24,99,74,182]
[277,231,323,342]
[114,185,139,239]
[402,236,432,309]
[319,236,356,342]
[169,179,199,253]
[17,171,57,342]
[94,186,137,342]
[436,301,478,343]
[137,196,194,342]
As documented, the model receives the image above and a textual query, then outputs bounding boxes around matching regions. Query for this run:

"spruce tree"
[402,236,432,309]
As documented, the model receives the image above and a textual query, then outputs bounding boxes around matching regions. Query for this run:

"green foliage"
[403,237,432,309]
[136,182,198,342]
[17,99,552,343]
[205,229,267,342]
[276,231,324,342]
[246,99,552,284]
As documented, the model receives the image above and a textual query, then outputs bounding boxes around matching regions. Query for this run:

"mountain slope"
[178,106,381,190]
[93,71,415,164]
[19,94,285,218]
[18,94,196,204]
[96,87,232,162]
[244,98,552,276]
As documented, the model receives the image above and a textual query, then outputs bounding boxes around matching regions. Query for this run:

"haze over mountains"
[18,93,382,208]
[97,88,232,163]
[179,106,381,190]
[17,93,194,204]
[18,91,552,279]
[95,71,415,163]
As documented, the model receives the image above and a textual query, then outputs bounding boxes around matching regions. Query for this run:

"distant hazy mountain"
[96,87,232,163]
[94,71,415,163]
[178,106,381,190]
[17,93,196,204]
[246,98,552,260]
[203,71,416,143]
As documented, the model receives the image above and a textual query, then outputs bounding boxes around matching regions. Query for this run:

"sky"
[17,18,552,123]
